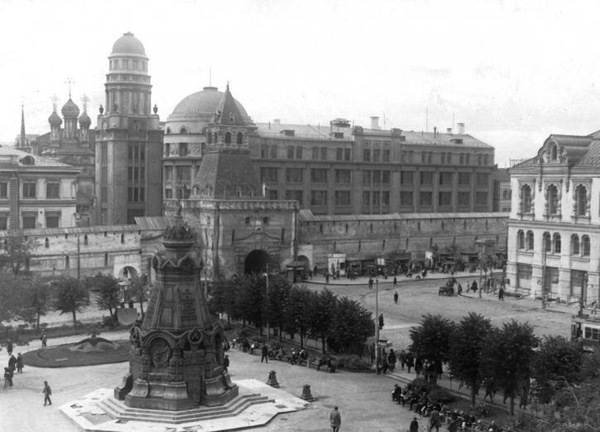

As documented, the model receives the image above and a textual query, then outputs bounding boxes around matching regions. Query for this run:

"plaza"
[0,271,577,432]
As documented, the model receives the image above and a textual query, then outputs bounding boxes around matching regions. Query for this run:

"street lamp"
[375,278,380,374]
[263,264,269,343]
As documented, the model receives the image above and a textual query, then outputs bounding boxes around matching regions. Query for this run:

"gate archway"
[244,250,271,275]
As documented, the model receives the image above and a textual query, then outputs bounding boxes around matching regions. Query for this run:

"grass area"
[22,339,130,368]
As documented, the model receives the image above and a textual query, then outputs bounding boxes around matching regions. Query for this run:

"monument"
[115,214,237,410]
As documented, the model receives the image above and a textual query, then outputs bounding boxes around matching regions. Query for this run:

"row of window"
[43,233,127,248]
[517,230,591,256]
[260,168,489,186]
[0,182,63,199]
[1,213,62,230]
[109,58,147,72]
[520,183,588,217]
[263,190,487,207]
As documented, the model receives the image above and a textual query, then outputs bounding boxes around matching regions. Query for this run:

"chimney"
[273,119,281,125]
[457,123,465,134]
[370,116,380,130]
[433,127,437,138]
[447,128,452,134]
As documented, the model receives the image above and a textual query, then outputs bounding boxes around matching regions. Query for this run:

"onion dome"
[61,98,80,119]
[111,32,146,56]
[78,110,91,128]
[48,108,62,127]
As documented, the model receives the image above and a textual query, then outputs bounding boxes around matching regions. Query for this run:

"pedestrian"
[378,313,384,330]
[483,377,496,402]
[590,300,597,315]
[387,349,396,372]
[393,276,397,287]
[330,406,341,432]
[409,417,419,432]
[429,407,442,432]
[368,278,374,290]
[471,280,478,293]
[3,367,12,389]
[498,286,505,301]
[8,354,17,373]
[41,333,47,348]
[6,339,13,356]
[261,344,269,363]
[405,352,414,373]
[43,380,52,406]
[325,272,330,284]
[399,349,406,370]
[16,353,24,374]
[519,386,529,410]
[393,291,398,304]
[223,355,230,373]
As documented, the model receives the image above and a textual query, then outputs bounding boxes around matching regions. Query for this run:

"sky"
[2,0,600,167]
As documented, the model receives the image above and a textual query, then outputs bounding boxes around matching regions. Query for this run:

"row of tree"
[208,274,374,353]
[409,312,599,423]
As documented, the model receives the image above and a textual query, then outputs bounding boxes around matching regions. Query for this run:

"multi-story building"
[0,146,80,230]
[506,132,600,305]
[95,32,163,225]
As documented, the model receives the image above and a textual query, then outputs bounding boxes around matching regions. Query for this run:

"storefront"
[327,253,346,277]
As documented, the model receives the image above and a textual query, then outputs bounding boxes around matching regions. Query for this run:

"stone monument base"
[60,379,308,432]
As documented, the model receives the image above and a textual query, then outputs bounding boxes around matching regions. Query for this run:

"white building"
[506,133,599,305]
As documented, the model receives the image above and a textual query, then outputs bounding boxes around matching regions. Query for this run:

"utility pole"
[265,264,270,343]
[77,234,81,280]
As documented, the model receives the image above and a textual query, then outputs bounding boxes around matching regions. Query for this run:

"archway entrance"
[244,250,271,275]
[118,266,139,280]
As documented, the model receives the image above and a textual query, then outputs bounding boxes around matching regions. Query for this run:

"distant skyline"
[2,0,600,166]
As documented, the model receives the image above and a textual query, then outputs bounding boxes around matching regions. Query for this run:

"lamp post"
[375,278,380,374]
[264,264,269,343]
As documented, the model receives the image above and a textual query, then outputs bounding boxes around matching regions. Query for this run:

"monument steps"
[98,392,272,424]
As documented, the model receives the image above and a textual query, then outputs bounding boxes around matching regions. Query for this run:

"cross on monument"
[65,77,75,97]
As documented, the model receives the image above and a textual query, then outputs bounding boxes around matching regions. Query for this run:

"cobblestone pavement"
[0,271,578,432]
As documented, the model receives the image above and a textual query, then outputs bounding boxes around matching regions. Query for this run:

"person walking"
[16,353,24,374]
[260,344,269,363]
[393,276,397,287]
[41,333,47,348]
[330,406,341,432]
[368,278,374,290]
[409,417,419,432]
[387,349,396,373]
[393,291,398,304]
[6,339,13,356]
[8,354,17,374]
[223,355,230,373]
[519,386,529,410]
[429,407,442,432]
[498,286,505,301]
[43,381,52,406]
[3,367,13,389]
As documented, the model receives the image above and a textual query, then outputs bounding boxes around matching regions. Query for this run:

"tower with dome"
[95,32,163,225]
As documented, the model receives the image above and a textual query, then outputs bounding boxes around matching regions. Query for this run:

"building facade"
[506,133,600,305]
[95,32,163,225]
[0,146,80,230]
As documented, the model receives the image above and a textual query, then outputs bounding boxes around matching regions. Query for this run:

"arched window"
[213,132,218,143]
[582,235,591,256]
[44,238,49,248]
[553,233,561,254]
[225,132,232,144]
[547,184,558,215]
[543,232,551,252]
[572,234,580,255]
[237,132,243,144]
[517,230,524,249]
[576,185,587,216]
[179,127,188,134]
[120,234,125,244]
[166,127,171,135]
[527,231,534,250]
[83,234,88,246]
[551,145,558,161]
[521,184,532,213]
[207,132,212,144]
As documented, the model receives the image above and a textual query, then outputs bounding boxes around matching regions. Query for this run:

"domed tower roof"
[61,98,80,119]
[167,86,252,124]
[78,110,91,128]
[48,107,62,127]
[111,32,147,57]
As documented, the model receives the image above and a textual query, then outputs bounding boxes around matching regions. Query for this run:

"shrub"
[334,354,372,372]
[428,388,456,404]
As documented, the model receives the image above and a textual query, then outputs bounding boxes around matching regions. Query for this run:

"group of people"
[3,340,24,390]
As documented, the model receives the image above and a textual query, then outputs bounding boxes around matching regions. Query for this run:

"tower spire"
[19,104,26,148]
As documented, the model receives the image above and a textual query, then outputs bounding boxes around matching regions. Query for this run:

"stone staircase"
[97,391,272,424]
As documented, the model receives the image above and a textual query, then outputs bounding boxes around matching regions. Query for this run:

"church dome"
[48,109,62,127]
[61,98,80,119]
[168,86,251,124]
[78,110,91,128]
[111,32,146,56]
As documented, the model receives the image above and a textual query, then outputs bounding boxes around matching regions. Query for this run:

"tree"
[327,296,374,354]
[409,314,456,386]
[52,276,90,326]
[208,274,239,324]
[530,335,584,404]
[88,273,121,319]
[310,288,338,352]
[448,313,493,405]
[282,285,312,347]
[265,274,291,341]
[127,274,151,319]
[0,231,37,277]
[482,320,537,415]
[17,277,51,329]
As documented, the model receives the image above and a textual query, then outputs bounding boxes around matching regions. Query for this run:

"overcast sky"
[1,0,600,167]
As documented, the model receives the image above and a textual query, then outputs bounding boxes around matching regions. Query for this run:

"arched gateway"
[244,250,271,274]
